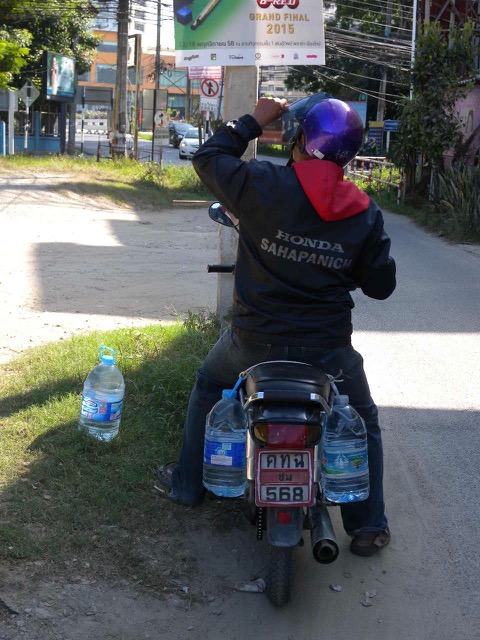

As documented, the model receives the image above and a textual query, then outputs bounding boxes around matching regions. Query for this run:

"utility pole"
[216,66,258,324]
[377,0,392,121]
[410,0,419,99]
[185,75,191,120]
[152,0,162,162]
[113,0,129,156]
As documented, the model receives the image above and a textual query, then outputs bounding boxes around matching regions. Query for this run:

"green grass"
[0,314,220,587]
[0,155,212,209]
[258,142,290,158]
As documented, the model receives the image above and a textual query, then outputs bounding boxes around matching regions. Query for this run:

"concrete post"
[0,121,5,156]
[113,0,129,155]
[216,66,258,325]
[8,89,15,155]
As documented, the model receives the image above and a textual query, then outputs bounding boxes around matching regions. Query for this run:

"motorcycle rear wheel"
[266,546,294,607]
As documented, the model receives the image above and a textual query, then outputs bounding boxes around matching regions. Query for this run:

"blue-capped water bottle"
[203,389,247,498]
[321,395,369,503]
[78,346,125,442]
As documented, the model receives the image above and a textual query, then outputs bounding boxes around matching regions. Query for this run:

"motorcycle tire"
[266,546,294,607]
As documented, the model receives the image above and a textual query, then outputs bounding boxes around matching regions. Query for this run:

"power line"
[332,0,414,19]
[321,64,410,88]
[287,66,403,104]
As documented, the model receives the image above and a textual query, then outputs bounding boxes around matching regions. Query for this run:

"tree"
[392,20,477,198]
[0,30,30,89]
[0,0,101,90]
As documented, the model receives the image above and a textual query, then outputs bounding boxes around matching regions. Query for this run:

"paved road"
[282,212,480,640]
[74,132,286,166]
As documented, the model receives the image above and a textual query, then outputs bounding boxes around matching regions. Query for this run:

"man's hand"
[250,97,288,129]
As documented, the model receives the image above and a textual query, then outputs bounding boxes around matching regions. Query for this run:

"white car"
[178,128,204,160]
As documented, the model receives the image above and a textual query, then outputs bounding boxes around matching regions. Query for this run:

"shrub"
[437,163,480,241]
[140,162,209,194]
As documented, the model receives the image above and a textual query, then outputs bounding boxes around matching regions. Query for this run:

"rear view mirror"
[209,202,236,228]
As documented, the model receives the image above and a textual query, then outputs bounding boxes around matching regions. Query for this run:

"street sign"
[0,89,18,111]
[18,80,39,108]
[188,66,222,80]
[200,96,219,113]
[200,79,220,98]
[384,119,400,132]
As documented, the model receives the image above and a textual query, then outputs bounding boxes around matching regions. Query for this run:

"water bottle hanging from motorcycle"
[206,202,369,608]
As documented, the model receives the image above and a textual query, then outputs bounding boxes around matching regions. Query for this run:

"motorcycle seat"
[244,361,331,400]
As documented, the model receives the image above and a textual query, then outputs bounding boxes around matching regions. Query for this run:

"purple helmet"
[299,98,364,167]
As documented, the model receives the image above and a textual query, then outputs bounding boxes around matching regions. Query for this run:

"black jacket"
[193,114,396,347]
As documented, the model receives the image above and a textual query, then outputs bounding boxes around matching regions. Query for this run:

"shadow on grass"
[0,322,229,588]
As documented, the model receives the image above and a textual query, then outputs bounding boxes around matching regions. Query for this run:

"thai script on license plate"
[255,449,314,507]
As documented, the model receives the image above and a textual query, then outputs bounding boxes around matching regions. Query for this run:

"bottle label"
[204,440,246,468]
[321,448,368,475]
[81,396,123,422]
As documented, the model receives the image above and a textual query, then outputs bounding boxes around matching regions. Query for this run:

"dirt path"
[0,171,217,364]
[1,172,476,640]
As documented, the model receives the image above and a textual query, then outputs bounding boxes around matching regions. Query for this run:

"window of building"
[160,68,187,89]
[134,10,146,20]
[134,21,145,31]
[128,67,144,85]
[78,69,91,82]
[96,64,116,84]
[97,41,118,53]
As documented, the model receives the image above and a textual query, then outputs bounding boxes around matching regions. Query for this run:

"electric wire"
[332,0,414,18]
[288,66,403,104]
[321,64,410,88]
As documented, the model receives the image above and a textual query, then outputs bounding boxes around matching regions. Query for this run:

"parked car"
[168,122,194,148]
[178,128,204,160]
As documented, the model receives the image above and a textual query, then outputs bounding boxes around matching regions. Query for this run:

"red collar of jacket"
[292,159,370,221]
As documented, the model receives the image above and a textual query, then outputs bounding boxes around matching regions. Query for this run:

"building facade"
[78,1,200,130]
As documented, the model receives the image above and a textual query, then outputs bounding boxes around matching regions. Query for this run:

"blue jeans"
[171,327,388,536]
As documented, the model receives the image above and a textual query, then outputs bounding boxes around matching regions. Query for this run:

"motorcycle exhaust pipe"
[310,506,339,564]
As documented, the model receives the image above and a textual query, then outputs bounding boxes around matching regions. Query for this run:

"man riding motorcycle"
[156,95,396,557]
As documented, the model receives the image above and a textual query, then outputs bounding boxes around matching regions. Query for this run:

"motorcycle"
[207,203,341,607]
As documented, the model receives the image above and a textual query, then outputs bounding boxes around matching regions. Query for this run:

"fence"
[347,156,404,203]
[75,118,109,135]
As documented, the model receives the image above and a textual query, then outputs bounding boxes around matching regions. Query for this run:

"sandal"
[350,527,391,557]
[153,461,178,498]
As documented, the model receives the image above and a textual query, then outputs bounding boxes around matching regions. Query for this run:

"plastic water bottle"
[321,395,369,503]
[78,346,125,442]
[203,389,247,498]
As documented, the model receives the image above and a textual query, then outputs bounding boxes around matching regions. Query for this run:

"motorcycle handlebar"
[206,264,235,274]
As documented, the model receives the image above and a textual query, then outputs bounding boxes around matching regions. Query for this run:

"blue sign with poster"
[367,121,384,156]
[384,119,400,132]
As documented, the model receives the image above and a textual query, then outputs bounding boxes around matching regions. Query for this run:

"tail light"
[253,423,320,448]
[277,510,292,524]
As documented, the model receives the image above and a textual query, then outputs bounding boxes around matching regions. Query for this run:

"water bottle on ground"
[321,394,369,503]
[78,346,125,442]
[203,389,247,498]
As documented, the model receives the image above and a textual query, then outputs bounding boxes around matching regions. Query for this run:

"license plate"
[255,449,314,507]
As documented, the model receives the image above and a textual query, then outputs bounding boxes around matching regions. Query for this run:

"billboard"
[43,51,75,101]
[175,0,325,67]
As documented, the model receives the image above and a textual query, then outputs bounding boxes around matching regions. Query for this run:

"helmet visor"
[281,93,331,144]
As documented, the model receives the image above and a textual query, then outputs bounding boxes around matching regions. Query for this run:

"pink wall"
[445,84,480,167]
